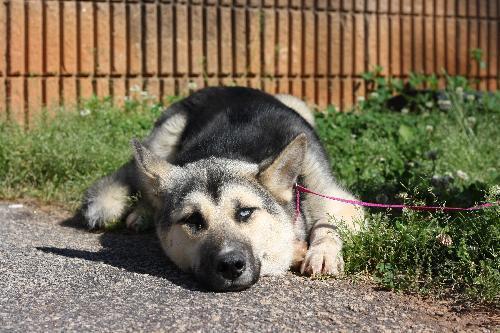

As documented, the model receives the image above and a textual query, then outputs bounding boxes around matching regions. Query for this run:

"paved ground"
[0,202,496,332]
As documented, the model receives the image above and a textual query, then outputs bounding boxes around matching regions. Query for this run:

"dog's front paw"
[299,239,344,276]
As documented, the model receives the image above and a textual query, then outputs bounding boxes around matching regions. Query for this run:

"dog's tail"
[275,94,315,127]
[81,161,137,229]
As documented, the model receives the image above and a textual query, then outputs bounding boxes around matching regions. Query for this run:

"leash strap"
[294,184,498,212]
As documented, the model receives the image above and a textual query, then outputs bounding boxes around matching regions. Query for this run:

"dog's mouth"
[195,241,261,292]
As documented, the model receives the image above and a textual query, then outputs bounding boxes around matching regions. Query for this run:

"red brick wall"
[0,0,498,126]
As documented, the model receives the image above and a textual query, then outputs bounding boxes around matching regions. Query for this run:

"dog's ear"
[131,139,172,194]
[258,133,307,202]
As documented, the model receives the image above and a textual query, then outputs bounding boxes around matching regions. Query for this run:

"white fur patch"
[275,94,315,127]
[146,113,187,160]
[84,180,129,229]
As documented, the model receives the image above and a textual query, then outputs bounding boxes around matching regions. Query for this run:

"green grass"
[0,76,498,306]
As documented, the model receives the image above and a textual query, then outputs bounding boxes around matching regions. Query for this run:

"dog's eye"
[235,208,256,222]
[181,212,206,233]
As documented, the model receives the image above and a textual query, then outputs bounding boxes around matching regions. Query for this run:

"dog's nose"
[216,252,246,280]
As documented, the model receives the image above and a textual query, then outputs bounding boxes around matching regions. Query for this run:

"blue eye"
[236,208,256,222]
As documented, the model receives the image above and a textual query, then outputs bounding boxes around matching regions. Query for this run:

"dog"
[81,87,364,291]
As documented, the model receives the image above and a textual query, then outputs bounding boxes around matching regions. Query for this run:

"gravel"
[0,203,496,332]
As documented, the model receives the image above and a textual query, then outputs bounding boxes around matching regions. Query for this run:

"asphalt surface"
[0,202,496,332]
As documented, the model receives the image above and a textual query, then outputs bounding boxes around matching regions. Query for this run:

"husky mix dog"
[82,87,363,291]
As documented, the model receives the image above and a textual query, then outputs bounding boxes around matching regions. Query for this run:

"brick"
[9,78,26,124]
[488,21,498,78]
[45,77,60,109]
[221,7,233,75]
[413,16,424,73]
[291,79,302,98]
[389,0,399,14]
[457,19,468,74]
[425,0,434,16]
[128,3,142,74]
[79,78,94,101]
[354,0,364,12]
[247,77,262,90]
[478,20,488,77]
[329,78,340,109]
[378,15,389,75]
[445,18,457,75]
[160,4,173,75]
[317,79,328,108]
[342,0,352,12]
[303,11,315,76]
[488,79,497,91]
[413,0,424,14]
[62,77,77,107]
[457,1,467,16]
[176,5,189,75]
[446,0,455,15]
[96,3,111,74]
[45,1,60,74]
[0,2,6,75]
[329,13,341,75]
[277,10,290,76]
[262,9,276,76]
[468,0,478,17]
[401,0,412,14]
[205,6,218,75]
[468,20,479,76]
[290,10,302,76]
[317,12,328,76]
[96,78,110,98]
[144,78,160,100]
[401,16,412,75]
[354,14,364,75]
[435,0,445,16]
[27,1,43,74]
[112,4,126,74]
[80,2,94,74]
[9,1,25,75]
[435,17,445,73]
[378,0,389,13]
[424,16,434,75]
[342,14,353,75]
[111,79,126,105]
[0,79,5,121]
[27,78,43,123]
[303,79,315,104]
[144,4,158,75]
[191,5,204,75]
[162,78,176,101]
[342,78,353,110]
[390,16,402,76]
[277,78,289,94]
[62,2,77,74]
[366,15,378,70]
[329,0,341,11]
[488,1,497,19]
[366,0,376,12]
[353,78,365,103]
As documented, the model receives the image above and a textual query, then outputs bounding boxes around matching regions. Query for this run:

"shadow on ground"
[37,212,203,291]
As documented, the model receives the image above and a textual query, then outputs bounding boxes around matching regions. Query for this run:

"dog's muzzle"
[197,240,260,292]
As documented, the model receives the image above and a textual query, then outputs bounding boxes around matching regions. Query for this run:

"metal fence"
[0,0,498,126]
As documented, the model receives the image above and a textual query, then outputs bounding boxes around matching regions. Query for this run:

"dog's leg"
[82,108,187,229]
[299,151,364,276]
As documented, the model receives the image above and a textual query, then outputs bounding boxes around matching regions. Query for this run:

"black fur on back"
[158,87,325,166]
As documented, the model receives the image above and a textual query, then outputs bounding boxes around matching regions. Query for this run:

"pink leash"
[294,184,498,219]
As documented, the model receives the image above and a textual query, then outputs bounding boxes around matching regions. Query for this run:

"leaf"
[398,124,414,143]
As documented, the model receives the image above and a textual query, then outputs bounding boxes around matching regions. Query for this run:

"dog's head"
[132,134,307,291]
